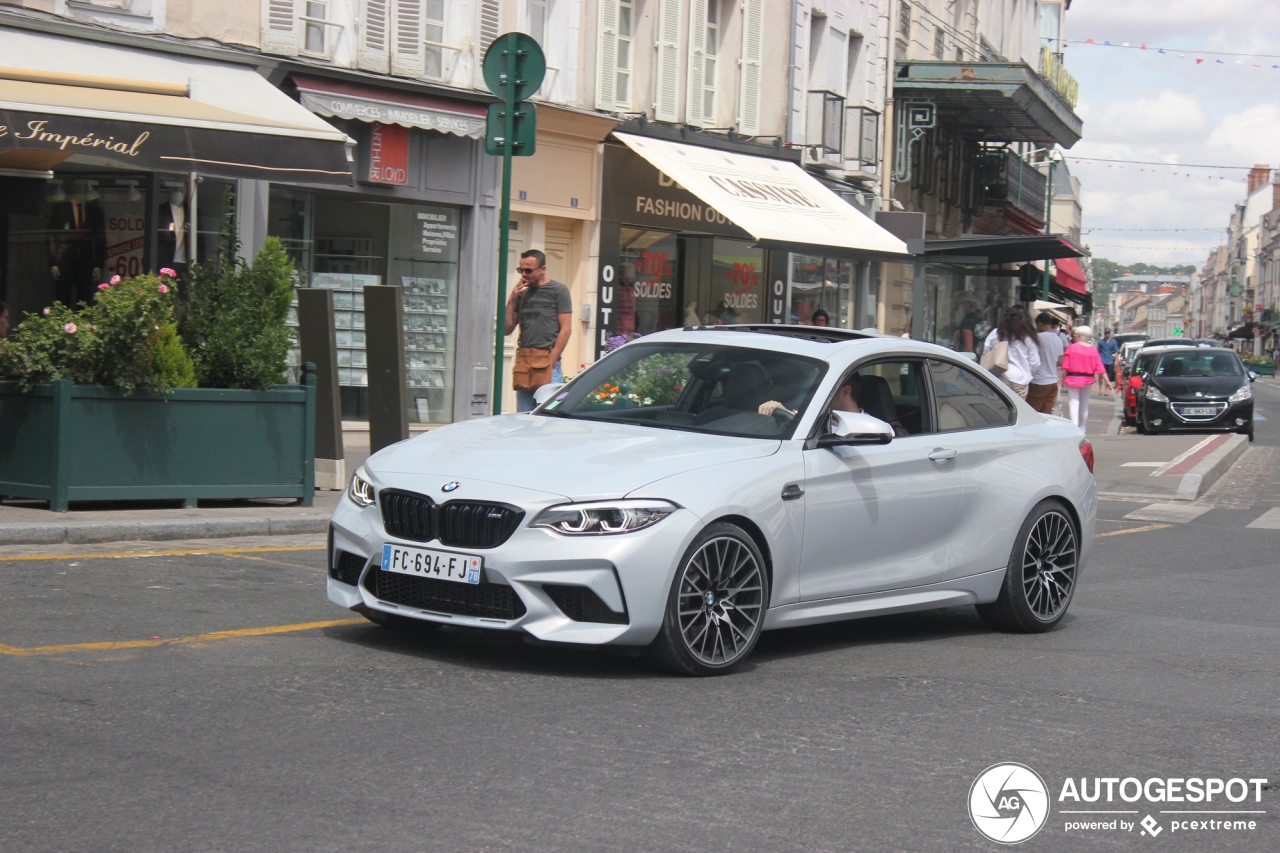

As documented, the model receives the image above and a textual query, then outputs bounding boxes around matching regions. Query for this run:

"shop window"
[269,189,461,424]
[928,359,1014,430]
[790,255,853,327]
[618,228,679,335]
[693,238,763,325]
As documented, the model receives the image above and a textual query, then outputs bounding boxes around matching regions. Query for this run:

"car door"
[925,358,1024,580]
[799,358,964,601]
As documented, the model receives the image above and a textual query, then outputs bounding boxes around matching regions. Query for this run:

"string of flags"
[1068,157,1250,182]
[1060,37,1280,70]
[1082,228,1227,234]
[1086,245,1222,252]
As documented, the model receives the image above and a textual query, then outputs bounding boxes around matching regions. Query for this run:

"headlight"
[1229,384,1252,403]
[1145,386,1168,403]
[348,467,376,507]
[532,500,677,535]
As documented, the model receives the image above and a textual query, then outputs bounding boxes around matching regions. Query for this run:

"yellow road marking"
[0,545,325,563]
[1096,523,1173,538]
[0,617,363,657]
[228,553,326,572]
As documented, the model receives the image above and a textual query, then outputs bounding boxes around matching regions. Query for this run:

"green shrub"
[0,273,193,393]
[182,237,296,390]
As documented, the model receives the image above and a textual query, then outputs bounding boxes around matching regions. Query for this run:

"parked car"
[1136,347,1255,440]
[327,326,1097,675]
[1123,347,1173,427]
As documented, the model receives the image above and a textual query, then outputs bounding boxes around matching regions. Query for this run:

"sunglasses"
[518,267,541,275]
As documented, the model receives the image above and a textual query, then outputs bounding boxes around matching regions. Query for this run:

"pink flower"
[109,275,121,285]
[42,308,50,316]
[159,267,177,278]
[64,323,77,334]
[98,283,110,290]
[158,284,169,294]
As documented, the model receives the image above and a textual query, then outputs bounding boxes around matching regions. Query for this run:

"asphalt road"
[4,390,1280,851]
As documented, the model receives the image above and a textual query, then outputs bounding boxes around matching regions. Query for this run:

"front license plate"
[1182,406,1216,416]
[381,543,482,584]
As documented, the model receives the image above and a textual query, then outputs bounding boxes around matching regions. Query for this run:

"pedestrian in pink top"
[1060,325,1113,430]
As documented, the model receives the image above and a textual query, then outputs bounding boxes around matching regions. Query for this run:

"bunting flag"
[1052,38,1280,70]
[1066,156,1254,182]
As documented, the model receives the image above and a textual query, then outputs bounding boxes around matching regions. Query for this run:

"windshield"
[1155,351,1243,378]
[542,343,827,439]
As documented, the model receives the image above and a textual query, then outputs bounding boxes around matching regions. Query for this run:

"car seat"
[694,362,771,424]
[855,374,902,432]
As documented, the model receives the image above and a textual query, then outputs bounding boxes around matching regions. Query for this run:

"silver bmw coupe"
[327,326,1096,675]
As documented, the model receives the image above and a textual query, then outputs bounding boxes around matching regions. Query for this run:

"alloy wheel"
[676,536,764,666]
[1020,510,1077,621]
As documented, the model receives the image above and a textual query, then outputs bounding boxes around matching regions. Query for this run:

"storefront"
[0,28,352,324]
[595,133,910,356]
[261,75,498,426]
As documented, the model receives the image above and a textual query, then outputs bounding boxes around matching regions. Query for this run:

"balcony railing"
[982,148,1048,225]
[1040,47,1079,108]
[843,106,880,171]
[805,90,845,162]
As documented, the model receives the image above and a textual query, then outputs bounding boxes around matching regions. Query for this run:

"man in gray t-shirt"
[505,248,572,412]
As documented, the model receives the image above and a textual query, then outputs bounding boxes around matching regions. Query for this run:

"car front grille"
[331,549,367,586]
[542,584,629,624]
[378,490,523,549]
[380,489,435,542]
[437,501,524,549]
[365,569,527,620]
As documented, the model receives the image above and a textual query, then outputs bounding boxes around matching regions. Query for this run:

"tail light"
[1079,438,1095,474]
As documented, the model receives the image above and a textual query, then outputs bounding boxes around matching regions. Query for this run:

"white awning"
[614,133,910,259]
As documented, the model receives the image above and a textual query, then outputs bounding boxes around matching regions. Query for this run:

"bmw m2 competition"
[327,326,1096,675]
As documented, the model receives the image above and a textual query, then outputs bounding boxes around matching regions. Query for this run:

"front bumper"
[1139,397,1253,432]
[327,491,703,647]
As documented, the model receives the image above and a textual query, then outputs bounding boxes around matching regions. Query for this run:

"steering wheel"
[769,406,796,422]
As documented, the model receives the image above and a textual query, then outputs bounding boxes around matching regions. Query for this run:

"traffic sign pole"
[492,39,517,415]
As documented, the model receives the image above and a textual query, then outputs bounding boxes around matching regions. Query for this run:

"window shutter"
[391,0,425,78]
[685,0,708,127]
[738,0,764,135]
[474,0,502,88]
[359,0,391,73]
[595,0,620,110]
[653,0,682,122]
[262,0,299,56]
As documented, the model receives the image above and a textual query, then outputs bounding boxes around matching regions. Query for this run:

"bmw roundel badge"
[442,481,460,492]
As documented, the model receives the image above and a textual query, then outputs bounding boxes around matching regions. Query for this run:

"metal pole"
[492,35,518,416]
[1042,152,1054,301]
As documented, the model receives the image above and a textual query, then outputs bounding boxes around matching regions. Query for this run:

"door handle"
[928,448,958,462]
[781,483,805,501]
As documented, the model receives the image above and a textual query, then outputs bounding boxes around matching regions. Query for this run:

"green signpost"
[482,32,546,415]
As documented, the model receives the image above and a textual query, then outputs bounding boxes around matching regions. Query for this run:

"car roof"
[634,324,962,361]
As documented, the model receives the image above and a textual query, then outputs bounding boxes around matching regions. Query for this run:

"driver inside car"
[759,373,905,435]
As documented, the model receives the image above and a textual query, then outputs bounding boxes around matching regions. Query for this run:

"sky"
[1062,0,1280,267]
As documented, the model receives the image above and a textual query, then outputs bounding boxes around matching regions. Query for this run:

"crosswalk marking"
[1123,503,1213,523]
[1246,508,1280,529]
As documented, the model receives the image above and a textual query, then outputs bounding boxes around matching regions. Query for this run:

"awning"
[292,75,485,139]
[0,27,353,184]
[893,61,1082,148]
[1053,256,1087,296]
[923,234,1085,265]
[614,133,911,260]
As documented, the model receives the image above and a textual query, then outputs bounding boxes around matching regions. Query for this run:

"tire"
[360,606,441,633]
[645,522,769,676]
[976,500,1079,633]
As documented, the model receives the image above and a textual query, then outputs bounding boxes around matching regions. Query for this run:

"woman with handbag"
[981,305,1041,399]
[1061,325,1112,430]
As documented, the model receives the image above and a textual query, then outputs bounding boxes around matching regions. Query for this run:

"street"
[1,387,1277,852]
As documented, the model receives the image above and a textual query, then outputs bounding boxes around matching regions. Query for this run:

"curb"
[0,515,330,546]
[1174,434,1249,501]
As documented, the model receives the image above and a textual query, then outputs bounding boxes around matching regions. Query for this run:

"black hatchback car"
[1137,347,1256,440]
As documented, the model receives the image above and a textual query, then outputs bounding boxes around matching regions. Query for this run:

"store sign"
[368,122,409,185]
[298,91,485,140]
[104,192,146,280]
[601,144,750,237]
[416,208,459,263]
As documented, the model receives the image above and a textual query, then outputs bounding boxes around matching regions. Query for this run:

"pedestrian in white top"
[983,305,1041,399]
[1026,312,1065,414]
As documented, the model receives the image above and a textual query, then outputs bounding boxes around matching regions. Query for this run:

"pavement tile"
[1123,503,1214,523]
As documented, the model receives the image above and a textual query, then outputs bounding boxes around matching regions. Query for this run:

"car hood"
[366,414,781,502]
[1150,375,1247,400]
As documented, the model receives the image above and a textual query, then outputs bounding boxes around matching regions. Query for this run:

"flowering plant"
[583,351,690,408]
[0,273,195,393]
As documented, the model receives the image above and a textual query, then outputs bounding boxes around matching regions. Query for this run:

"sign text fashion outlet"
[968,763,1270,844]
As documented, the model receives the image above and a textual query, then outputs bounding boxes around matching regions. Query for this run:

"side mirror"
[816,410,894,448]
[1249,371,1258,383]
[533,383,566,407]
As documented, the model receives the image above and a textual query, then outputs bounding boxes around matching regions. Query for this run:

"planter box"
[0,375,315,512]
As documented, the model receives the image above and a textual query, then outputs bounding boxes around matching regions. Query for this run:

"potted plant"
[0,240,315,512]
